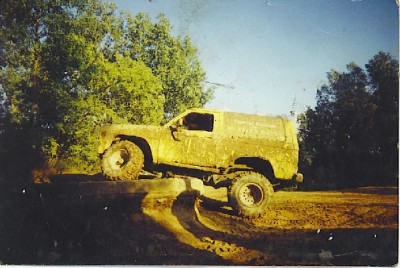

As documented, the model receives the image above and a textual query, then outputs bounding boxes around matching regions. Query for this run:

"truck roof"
[186,108,287,120]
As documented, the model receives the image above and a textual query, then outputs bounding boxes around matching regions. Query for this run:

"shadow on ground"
[0,175,226,265]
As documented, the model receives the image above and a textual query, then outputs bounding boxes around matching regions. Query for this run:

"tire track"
[140,195,270,265]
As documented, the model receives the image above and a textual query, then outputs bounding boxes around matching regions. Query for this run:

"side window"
[183,113,214,132]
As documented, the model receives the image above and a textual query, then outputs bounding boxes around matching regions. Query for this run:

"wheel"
[101,140,144,180]
[228,171,274,217]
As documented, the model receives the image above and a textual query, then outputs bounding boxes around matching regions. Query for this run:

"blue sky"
[110,0,398,118]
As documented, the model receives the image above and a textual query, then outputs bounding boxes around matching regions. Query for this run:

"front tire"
[228,171,274,217]
[101,140,144,181]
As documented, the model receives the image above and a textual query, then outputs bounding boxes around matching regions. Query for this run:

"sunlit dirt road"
[0,181,398,265]
[141,186,398,265]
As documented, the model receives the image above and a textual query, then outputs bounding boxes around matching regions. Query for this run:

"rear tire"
[101,140,144,181]
[228,171,274,217]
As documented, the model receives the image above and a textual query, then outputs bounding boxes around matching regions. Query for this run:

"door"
[158,112,216,168]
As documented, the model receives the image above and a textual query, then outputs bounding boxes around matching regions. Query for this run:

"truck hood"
[101,124,163,136]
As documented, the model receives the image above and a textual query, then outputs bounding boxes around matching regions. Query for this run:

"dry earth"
[0,180,398,265]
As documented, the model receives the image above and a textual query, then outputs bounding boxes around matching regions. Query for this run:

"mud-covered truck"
[98,108,303,217]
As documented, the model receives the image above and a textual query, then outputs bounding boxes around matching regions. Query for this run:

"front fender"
[98,127,118,155]
[97,124,163,159]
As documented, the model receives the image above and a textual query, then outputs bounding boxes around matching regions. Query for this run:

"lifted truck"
[98,108,303,217]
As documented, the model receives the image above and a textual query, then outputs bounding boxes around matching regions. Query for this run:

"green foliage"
[298,52,398,189]
[0,0,212,179]
[125,13,213,120]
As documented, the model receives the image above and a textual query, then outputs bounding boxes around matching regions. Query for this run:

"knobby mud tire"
[101,140,144,181]
[228,171,274,218]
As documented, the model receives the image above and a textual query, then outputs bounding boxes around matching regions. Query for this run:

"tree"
[366,52,399,184]
[0,0,72,180]
[125,13,213,120]
[0,0,212,179]
[298,52,398,189]
[62,53,164,168]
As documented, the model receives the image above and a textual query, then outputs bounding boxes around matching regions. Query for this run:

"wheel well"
[234,157,275,182]
[117,135,153,171]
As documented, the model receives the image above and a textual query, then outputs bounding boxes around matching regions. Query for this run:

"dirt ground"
[0,180,398,265]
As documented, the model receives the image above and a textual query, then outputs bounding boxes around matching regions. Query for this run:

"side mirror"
[169,118,183,131]
[169,118,184,141]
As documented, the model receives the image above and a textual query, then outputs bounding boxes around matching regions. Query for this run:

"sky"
[110,0,398,118]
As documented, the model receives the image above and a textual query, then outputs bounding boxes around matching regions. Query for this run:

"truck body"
[98,108,303,216]
[98,108,302,183]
